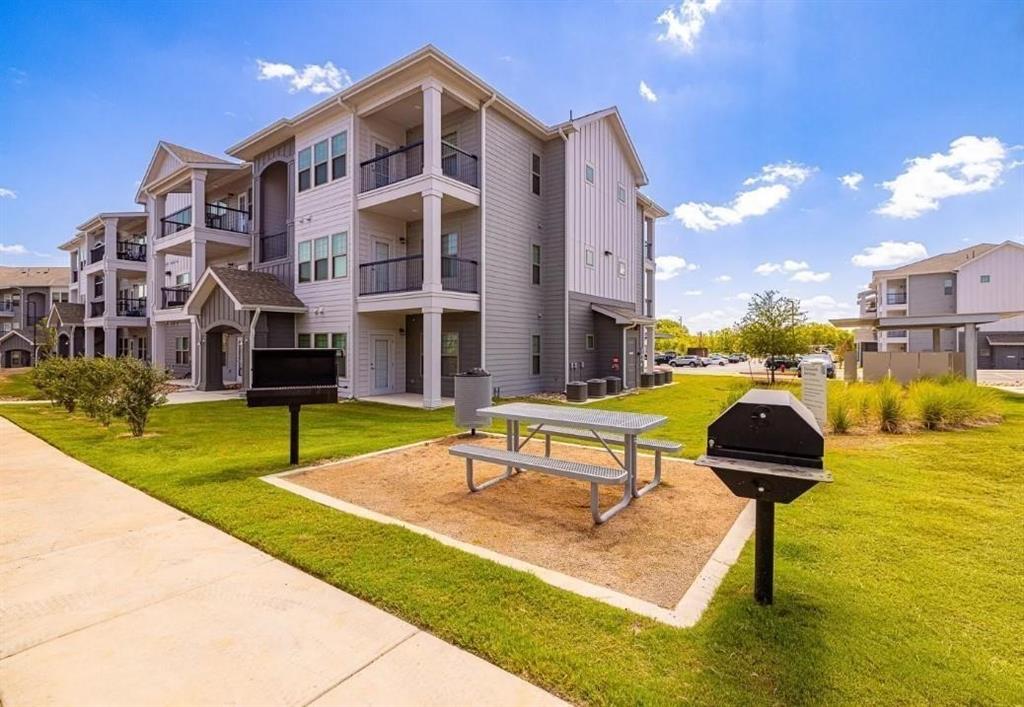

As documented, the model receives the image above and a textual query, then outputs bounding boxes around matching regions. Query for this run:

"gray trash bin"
[604,376,622,395]
[454,368,492,433]
[566,381,589,402]
[587,378,607,398]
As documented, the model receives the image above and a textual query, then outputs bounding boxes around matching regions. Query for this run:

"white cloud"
[713,275,732,283]
[673,161,817,231]
[851,241,928,268]
[683,289,703,296]
[789,270,831,283]
[801,295,854,322]
[657,0,722,52]
[639,81,658,103]
[755,259,813,277]
[782,259,808,272]
[0,243,27,255]
[0,187,16,199]
[256,59,351,95]
[876,136,1018,219]
[655,255,699,280]
[734,292,752,301]
[754,262,782,275]
[839,172,864,190]
[686,306,742,330]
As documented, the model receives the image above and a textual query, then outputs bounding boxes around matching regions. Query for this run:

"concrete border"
[263,436,754,628]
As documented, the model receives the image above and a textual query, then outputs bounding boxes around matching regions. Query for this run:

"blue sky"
[1,0,1021,329]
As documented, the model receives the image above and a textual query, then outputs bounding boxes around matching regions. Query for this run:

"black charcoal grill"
[247,349,338,464]
[696,389,832,604]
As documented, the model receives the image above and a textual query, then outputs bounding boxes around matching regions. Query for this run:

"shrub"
[874,378,907,433]
[909,380,950,430]
[827,388,854,434]
[78,357,122,426]
[114,357,169,437]
[31,357,81,412]
[942,379,1002,427]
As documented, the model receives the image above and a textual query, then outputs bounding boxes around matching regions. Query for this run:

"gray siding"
[197,287,248,332]
[403,312,481,397]
[908,272,956,316]
[908,329,957,352]
[163,321,191,378]
[567,292,633,383]
[541,138,566,391]
[254,312,295,348]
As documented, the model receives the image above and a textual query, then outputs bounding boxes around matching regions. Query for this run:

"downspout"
[248,307,261,390]
[557,126,570,388]
[479,93,497,370]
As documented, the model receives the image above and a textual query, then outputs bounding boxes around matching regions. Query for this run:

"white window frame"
[313,139,329,187]
[331,131,348,181]
[617,183,626,203]
[297,147,312,192]
[585,162,595,185]
[531,244,541,286]
[980,274,991,284]
[331,232,349,279]
[530,334,541,376]
[441,331,459,377]
[584,247,595,268]
[617,260,627,278]
[174,336,190,365]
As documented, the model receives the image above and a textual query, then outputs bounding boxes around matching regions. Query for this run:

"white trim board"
[261,438,753,628]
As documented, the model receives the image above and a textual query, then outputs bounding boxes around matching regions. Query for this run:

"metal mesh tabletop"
[476,402,667,434]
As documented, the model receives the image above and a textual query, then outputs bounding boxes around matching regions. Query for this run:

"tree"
[739,290,807,383]
[655,318,690,352]
[114,357,169,437]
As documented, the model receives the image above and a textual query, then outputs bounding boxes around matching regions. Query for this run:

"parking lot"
[658,360,767,377]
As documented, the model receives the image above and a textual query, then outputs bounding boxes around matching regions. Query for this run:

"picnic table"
[449,402,672,523]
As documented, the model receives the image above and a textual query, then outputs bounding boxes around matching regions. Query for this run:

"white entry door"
[371,336,394,394]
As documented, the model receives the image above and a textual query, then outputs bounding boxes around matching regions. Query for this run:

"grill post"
[289,403,300,465]
[754,500,775,605]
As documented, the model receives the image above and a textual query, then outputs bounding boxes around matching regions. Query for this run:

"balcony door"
[373,142,391,188]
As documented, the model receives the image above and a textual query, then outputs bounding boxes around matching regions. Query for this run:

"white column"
[146,194,166,317]
[152,250,166,311]
[422,80,443,177]
[190,170,207,228]
[104,266,116,319]
[103,217,117,259]
[191,320,201,386]
[191,238,207,285]
[103,325,117,358]
[151,322,167,369]
[422,189,443,293]
[422,306,443,409]
[964,323,978,382]
[84,327,95,358]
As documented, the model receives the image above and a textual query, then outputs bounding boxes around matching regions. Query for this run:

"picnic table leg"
[590,480,632,524]
[505,419,515,476]
[465,458,512,492]
[633,446,664,498]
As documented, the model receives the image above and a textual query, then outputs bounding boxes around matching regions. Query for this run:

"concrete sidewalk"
[0,418,565,707]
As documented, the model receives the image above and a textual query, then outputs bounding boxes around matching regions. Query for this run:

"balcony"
[161,286,191,309]
[259,231,288,263]
[116,241,147,262]
[89,244,105,264]
[358,255,478,296]
[90,301,105,318]
[886,292,907,305]
[116,297,147,317]
[358,141,478,195]
[159,204,251,238]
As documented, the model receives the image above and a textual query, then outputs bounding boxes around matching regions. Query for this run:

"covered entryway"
[57,334,70,358]
[202,324,244,391]
[46,302,86,359]
[987,334,1024,369]
[0,331,34,368]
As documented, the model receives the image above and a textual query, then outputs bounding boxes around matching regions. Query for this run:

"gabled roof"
[637,191,669,218]
[135,141,245,204]
[185,266,306,315]
[0,266,70,288]
[873,242,1012,279]
[48,302,84,327]
[557,107,649,186]
[0,329,34,347]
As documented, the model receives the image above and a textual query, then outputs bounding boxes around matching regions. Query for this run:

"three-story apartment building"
[55,45,668,406]
[0,266,70,367]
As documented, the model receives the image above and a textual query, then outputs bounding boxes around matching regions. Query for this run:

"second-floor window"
[531,153,541,195]
[331,132,347,180]
[298,236,335,283]
[585,163,595,185]
[980,275,991,284]
[332,233,349,278]
[943,278,953,295]
[297,148,312,192]
[531,244,541,285]
[313,140,329,187]
[175,273,190,287]
[618,260,627,278]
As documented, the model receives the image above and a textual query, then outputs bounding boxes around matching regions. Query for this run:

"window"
[297,147,312,192]
[175,272,190,287]
[118,337,131,358]
[313,139,329,187]
[53,291,69,303]
[298,241,312,283]
[531,244,541,285]
[617,183,626,203]
[943,278,953,296]
[332,333,347,378]
[530,335,541,375]
[584,248,595,268]
[531,153,541,195]
[314,333,329,349]
[585,334,595,351]
[617,260,627,277]
[442,232,459,278]
[585,163,595,184]
[314,236,329,280]
[980,274,991,284]
[137,336,148,361]
[174,336,190,366]
[331,132,347,180]
[441,332,459,377]
[332,232,348,278]
[297,333,311,348]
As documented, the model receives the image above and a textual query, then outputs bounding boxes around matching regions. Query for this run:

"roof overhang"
[592,303,655,326]
[987,336,1024,346]
[831,311,1023,330]
[0,330,34,346]
[637,192,669,218]
[185,268,307,316]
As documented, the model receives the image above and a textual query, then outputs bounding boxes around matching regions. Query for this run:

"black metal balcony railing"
[116,297,147,317]
[359,141,424,193]
[161,206,192,237]
[204,203,250,234]
[116,241,147,262]
[90,301,105,318]
[358,254,479,296]
[886,292,907,305]
[259,231,288,262]
[441,141,479,187]
[89,243,105,264]
[161,286,191,308]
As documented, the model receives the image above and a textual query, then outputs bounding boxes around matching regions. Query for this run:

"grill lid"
[707,389,823,468]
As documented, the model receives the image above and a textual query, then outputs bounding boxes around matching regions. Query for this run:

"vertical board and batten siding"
[293,113,356,365]
[908,273,956,316]
[196,287,248,332]
[565,118,639,305]
[482,110,555,396]
[163,321,191,378]
[254,312,296,348]
[956,245,1024,315]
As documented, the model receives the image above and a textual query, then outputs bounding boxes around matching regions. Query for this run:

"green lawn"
[2,379,1021,705]
[0,368,45,400]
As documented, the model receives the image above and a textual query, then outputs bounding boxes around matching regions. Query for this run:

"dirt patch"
[289,435,747,608]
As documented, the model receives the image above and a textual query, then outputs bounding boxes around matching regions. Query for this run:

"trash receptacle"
[604,376,622,395]
[455,368,492,433]
[566,381,588,402]
[640,372,655,388]
[587,378,607,398]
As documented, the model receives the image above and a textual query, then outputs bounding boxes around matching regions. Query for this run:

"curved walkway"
[0,418,565,707]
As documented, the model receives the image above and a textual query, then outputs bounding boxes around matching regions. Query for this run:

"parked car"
[764,355,801,372]
[797,352,836,378]
[728,353,748,363]
[670,355,703,367]
[654,351,676,365]
[699,356,715,366]
[708,354,728,366]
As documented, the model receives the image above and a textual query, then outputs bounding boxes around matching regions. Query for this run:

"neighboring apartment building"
[55,45,668,406]
[0,266,70,367]
[840,241,1024,370]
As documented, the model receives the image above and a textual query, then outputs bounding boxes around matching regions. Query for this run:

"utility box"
[454,368,492,432]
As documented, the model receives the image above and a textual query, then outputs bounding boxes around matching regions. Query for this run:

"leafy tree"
[655,318,690,352]
[78,357,121,426]
[739,290,807,383]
